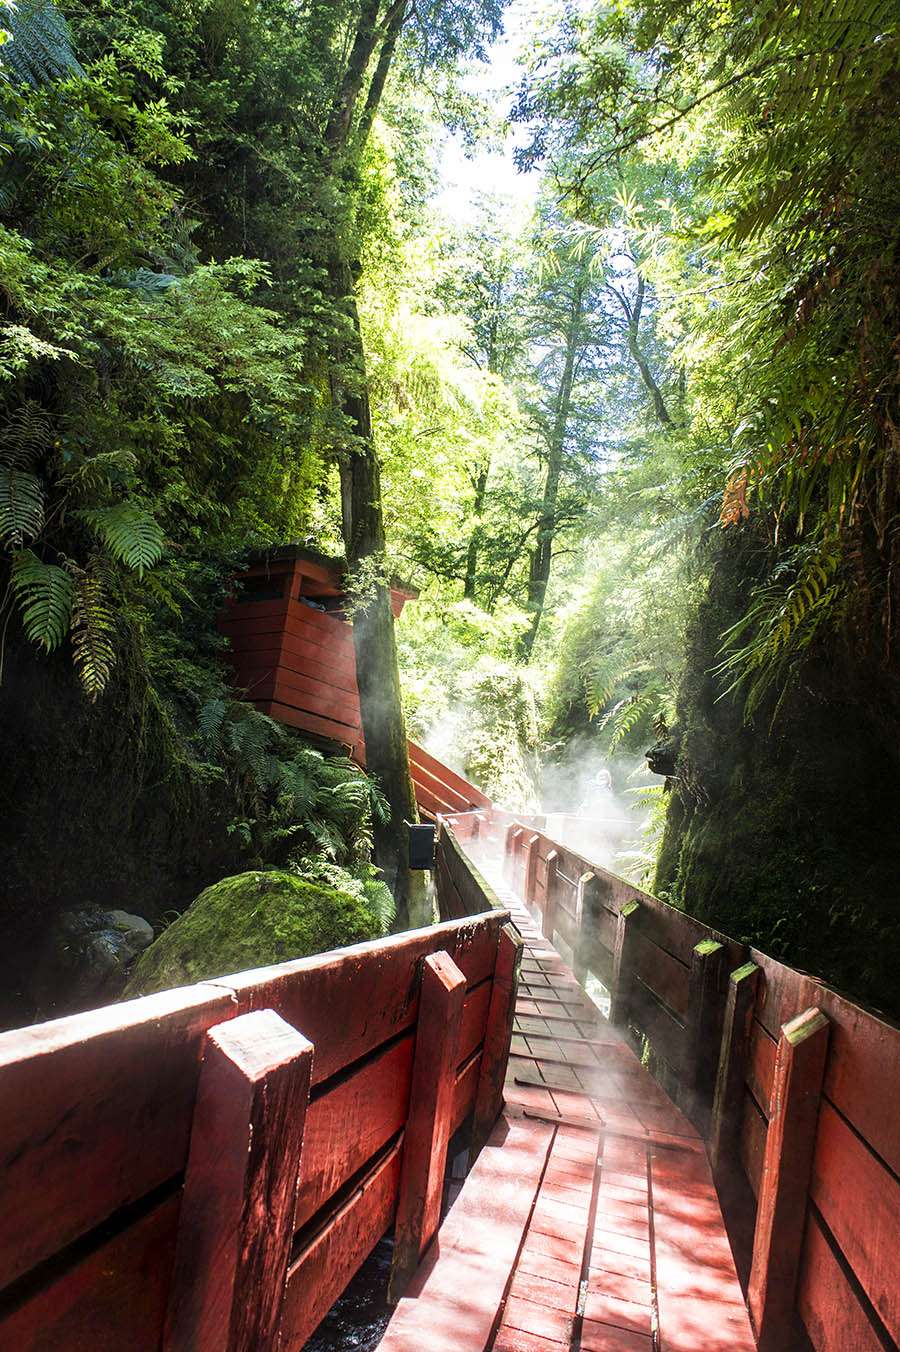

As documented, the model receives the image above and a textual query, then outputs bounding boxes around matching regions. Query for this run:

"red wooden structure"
[440,808,900,1352]
[1,812,898,1349]
[0,884,514,1350]
[218,546,490,818]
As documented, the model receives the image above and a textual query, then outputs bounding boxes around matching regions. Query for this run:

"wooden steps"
[379,861,756,1352]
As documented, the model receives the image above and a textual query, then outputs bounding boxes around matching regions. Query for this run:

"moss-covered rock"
[126,871,380,996]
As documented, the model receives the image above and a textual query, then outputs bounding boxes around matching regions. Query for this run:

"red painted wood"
[218,913,504,1088]
[389,951,467,1299]
[651,1150,756,1352]
[740,1090,766,1197]
[294,1034,414,1229]
[164,1010,313,1352]
[380,1116,555,1352]
[541,851,559,941]
[407,740,491,809]
[630,932,690,1015]
[809,1098,900,1343]
[749,1007,830,1352]
[451,1046,482,1133]
[747,1019,777,1117]
[0,1195,178,1351]
[710,962,760,1178]
[407,755,475,812]
[280,1139,403,1349]
[0,984,236,1292]
[260,700,361,746]
[232,643,359,696]
[797,1208,885,1352]
[471,924,524,1158]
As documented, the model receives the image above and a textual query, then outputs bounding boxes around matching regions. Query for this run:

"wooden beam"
[541,849,559,941]
[573,870,594,983]
[505,827,523,884]
[164,1009,314,1352]
[684,938,728,1134]
[389,951,467,1302]
[748,1006,830,1352]
[523,833,541,906]
[608,899,640,1027]
[471,923,524,1162]
[710,962,760,1176]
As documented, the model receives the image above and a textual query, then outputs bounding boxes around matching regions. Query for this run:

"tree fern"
[81,503,165,577]
[10,549,74,651]
[0,466,43,546]
[71,562,116,699]
[0,0,83,87]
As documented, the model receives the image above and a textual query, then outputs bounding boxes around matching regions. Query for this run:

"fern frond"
[198,697,227,752]
[1,0,84,87]
[10,548,74,651]
[71,563,115,699]
[0,466,44,546]
[0,401,52,468]
[82,502,165,577]
[59,448,137,493]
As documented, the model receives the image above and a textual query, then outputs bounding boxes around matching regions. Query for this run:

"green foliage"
[196,698,389,870]
[9,549,74,651]
[0,0,83,86]
[81,504,165,578]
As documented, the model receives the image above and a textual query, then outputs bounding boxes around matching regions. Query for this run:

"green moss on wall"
[655,529,900,1019]
[126,871,382,995]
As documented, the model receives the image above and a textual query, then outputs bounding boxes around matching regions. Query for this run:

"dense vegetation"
[0,0,897,1020]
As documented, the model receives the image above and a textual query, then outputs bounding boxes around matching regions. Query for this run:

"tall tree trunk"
[325,3,423,927]
[331,268,424,927]
[520,281,584,658]
[463,460,490,599]
[463,305,500,600]
[614,272,671,427]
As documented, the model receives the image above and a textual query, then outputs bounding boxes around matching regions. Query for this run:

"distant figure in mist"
[578,766,612,815]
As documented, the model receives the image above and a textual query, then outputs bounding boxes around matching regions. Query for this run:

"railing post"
[389,950,467,1302]
[684,938,728,1134]
[504,826,522,883]
[470,922,524,1163]
[164,1010,314,1352]
[609,899,640,1027]
[748,1007,830,1352]
[523,833,540,906]
[710,961,760,1174]
[541,850,559,941]
[573,871,596,985]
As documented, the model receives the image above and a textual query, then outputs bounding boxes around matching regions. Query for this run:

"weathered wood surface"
[471,924,524,1159]
[0,905,512,1350]
[435,847,756,1352]
[710,962,760,1177]
[389,952,467,1300]
[380,1116,555,1352]
[749,1007,830,1352]
[164,1010,313,1352]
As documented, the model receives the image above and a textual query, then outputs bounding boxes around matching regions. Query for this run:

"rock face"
[126,871,382,996]
[31,908,156,1017]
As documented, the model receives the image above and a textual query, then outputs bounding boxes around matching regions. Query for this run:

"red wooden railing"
[0,859,517,1352]
[442,808,900,1352]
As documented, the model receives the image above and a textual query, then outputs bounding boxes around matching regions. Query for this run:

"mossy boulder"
[126,871,380,996]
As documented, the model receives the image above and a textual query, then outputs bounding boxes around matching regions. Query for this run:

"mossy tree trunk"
[324,2,424,928]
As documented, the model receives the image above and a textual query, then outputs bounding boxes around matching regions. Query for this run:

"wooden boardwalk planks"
[383,847,757,1352]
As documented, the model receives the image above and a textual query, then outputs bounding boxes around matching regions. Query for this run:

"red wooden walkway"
[382,853,755,1352]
